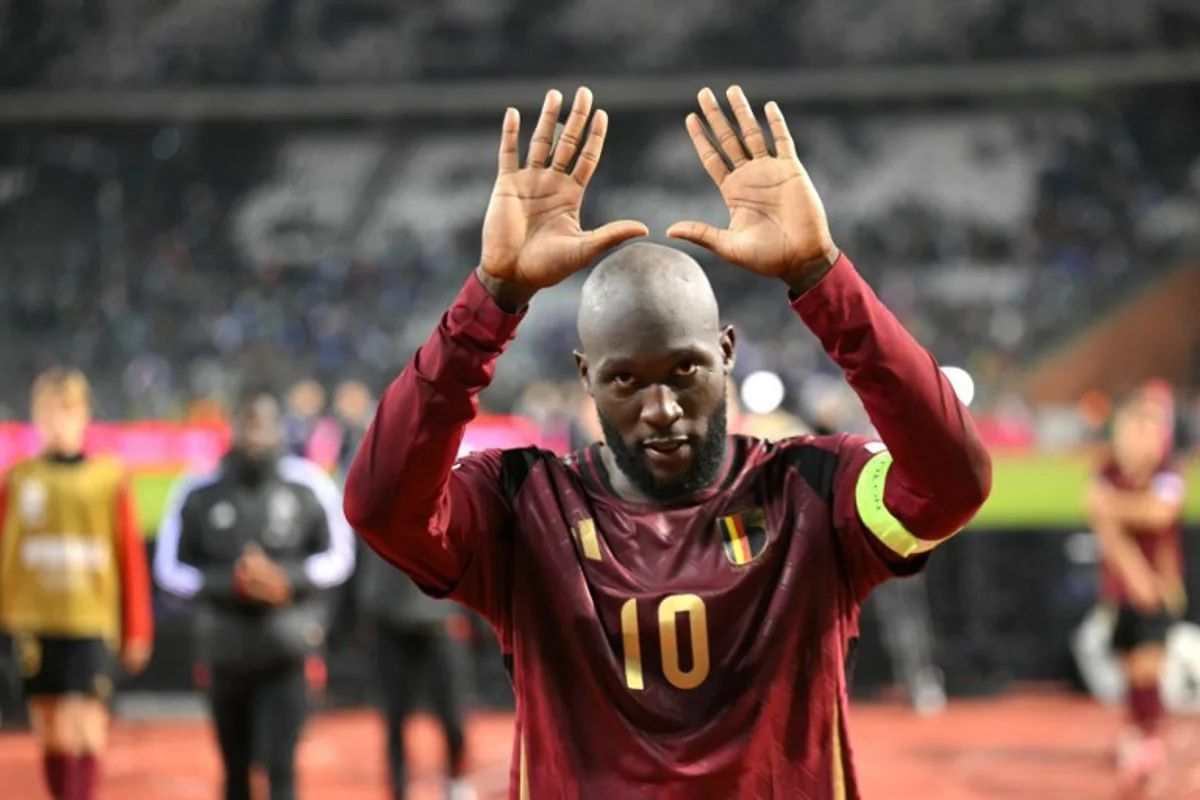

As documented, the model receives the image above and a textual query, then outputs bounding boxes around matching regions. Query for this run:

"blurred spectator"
[284,379,326,457]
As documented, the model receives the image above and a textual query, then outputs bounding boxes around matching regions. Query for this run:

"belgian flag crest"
[718,507,770,566]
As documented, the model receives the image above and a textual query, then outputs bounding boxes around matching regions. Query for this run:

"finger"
[582,220,649,258]
[726,86,769,158]
[573,108,609,186]
[666,221,731,256]
[551,87,594,172]
[697,87,747,167]
[527,89,563,168]
[497,107,520,175]
[764,101,797,160]
[685,113,729,186]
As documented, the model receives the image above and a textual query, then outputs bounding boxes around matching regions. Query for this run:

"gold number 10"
[619,594,710,691]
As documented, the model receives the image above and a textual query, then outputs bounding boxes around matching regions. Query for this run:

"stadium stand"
[1,86,1199,427]
[4,0,1200,86]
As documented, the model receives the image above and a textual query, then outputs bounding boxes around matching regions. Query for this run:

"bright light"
[741,371,786,415]
[941,366,976,407]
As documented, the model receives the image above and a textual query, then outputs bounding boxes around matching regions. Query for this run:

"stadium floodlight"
[940,366,975,408]
[740,371,786,415]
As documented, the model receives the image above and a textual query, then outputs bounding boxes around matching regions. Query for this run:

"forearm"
[1091,514,1158,587]
[1105,491,1179,531]
[282,565,314,599]
[793,254,991,539]
[343,271,524,555]
[115,483,154,648]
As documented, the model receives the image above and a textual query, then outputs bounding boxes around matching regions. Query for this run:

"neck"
[44,450,84,463]
[597,438,729,504]
[598,445,651,502]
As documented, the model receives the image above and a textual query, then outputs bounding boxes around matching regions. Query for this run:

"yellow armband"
[854,450,948,558]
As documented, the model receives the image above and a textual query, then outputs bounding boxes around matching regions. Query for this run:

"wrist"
[779,244,841,295]
[475,267,537,313]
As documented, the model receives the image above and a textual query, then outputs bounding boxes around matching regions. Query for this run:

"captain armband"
[854,449,954,558]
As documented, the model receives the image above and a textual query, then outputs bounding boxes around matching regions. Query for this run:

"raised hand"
[668,86,840,289]
[479,87,649,306]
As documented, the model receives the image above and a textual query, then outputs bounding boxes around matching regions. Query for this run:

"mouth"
[642,437,692,468]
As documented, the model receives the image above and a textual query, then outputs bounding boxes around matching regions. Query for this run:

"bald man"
[346,86,991,798]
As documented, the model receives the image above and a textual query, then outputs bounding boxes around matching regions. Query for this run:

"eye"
[674,361,699,377]
[612,373,635,387]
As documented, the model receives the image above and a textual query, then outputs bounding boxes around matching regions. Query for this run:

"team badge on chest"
[209,501,236,529]
[717,507,770,567]
[264,487,300,546]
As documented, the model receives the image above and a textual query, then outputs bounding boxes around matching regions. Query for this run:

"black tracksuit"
[154,450,355,800]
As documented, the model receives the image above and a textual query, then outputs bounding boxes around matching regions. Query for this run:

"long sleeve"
[793,255,992,584]
[114,477,154,649]
[277,455,356,595]
[343,272,523,619]
[153,474,240,603]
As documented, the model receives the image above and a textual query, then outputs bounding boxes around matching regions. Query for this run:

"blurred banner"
[0,416,561,472]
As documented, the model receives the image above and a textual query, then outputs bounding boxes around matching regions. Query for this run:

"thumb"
[666,221,730,255]
[584,220,649,257]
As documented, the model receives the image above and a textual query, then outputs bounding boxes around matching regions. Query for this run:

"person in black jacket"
[358,548,473,800]
[153,389,355,800]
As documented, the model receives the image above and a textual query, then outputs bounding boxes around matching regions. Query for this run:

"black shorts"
[15,635,113,700]
[1111,605,1178,654]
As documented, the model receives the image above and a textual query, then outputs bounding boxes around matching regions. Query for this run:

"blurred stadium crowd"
[3,0,1200,85]
[1,0,1199,448]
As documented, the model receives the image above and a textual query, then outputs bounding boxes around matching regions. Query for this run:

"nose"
[639,385,683,431]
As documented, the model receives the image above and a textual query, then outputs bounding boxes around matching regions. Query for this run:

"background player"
[1086,387,1186,786]
[345,84,991,797]
[0,368,154,800]
[154,388,355,800]
[358,524,475,800]
[332,379,476,799]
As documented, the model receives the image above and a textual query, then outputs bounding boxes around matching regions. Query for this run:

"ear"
[574,350,592,393]
[719,325,737,373]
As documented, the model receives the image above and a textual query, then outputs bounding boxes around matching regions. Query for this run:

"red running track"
[1,692,1197,799]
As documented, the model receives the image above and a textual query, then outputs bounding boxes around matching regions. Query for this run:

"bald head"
[578,242,720,351]
[573,242,735,502]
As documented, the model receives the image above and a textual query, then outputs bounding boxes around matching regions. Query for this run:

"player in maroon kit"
[344,85,992,799]
[1086,388,1186,786]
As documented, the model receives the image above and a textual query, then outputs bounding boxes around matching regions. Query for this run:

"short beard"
[599,397,728,502]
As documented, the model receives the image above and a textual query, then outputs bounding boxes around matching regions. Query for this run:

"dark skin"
[475,84,839,499]
[231,395,292,606]
[575,243,735,501]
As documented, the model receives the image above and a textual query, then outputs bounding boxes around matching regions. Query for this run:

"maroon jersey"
[345,255,991,799]
[1097,460,1186,603]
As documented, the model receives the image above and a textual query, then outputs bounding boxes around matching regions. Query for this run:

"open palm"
[668,87,838,278]
[480,88,647,290]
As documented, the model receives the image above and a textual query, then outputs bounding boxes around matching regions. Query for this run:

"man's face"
[579,326,734,501]
[288,381,325,419]
[238,396,284,460]
[1112,399,1169,479]
[33,393,89,455]
[334,381,372,424]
